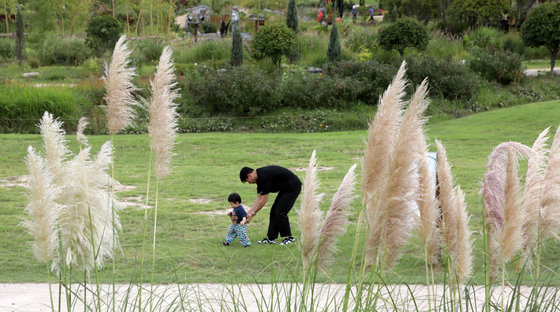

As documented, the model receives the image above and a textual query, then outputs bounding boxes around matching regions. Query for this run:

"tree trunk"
[3,0,9,33]
[550,48,558,76]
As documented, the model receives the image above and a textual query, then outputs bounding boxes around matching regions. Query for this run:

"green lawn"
[1,99,559,285]
[523,59,553,70]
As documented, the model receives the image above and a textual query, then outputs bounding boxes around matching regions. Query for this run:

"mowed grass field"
[1,99,559,285]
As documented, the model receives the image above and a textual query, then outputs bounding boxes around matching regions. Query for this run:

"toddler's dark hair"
[228,192,242,203]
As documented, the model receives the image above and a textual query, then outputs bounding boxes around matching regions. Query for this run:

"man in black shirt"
[240,165,302,245]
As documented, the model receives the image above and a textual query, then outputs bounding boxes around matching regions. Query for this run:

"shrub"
[38,35,92,66]
[469,47,523,85]
[501,32,525,56]
[131,39,165,65]
[0,39,15,59]
[467,27,503,51]
[186,65,281,116]
[344,29,377,53]
[406,56,478,100]
[324,60,398,105]
[281,73,340,109]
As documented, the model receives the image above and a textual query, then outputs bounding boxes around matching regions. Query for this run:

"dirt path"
[0,283,549,312]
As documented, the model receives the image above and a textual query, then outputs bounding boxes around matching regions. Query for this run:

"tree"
[231,25,243,66]
[252,24,297,77]
[327,22,341,62]
[15,5,23,64]
[85,15,122,76]
[378,18,429,57]
[286,0,298,33]
[522,1,560,75]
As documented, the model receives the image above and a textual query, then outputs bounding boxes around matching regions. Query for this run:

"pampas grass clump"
[26,112,122,273]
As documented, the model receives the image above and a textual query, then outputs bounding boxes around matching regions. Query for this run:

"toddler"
[222,193,251,247]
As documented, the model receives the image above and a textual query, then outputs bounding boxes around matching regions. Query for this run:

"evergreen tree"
[16,6,24,65]
[286,0,298,33]
[327,22,341,62]
[231,25,243,66]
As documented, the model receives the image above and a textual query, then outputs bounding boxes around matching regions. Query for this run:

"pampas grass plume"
[502,146,525,261]
[363,61,408,264]
[523,128,549,262]
[39,112,69,183]
[104,34,138,135]
[455,186,472,282]
[147,46,179,180]
[21,146,61,264]
[298,150,325,269]
[77,117,89,146]
[317,164,357,269]
[436,140,458,259]
[541,125,560,240]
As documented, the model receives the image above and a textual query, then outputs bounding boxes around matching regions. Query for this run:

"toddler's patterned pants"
[225,224,251,246]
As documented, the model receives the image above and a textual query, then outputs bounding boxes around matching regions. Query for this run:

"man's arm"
[246,193,268,223]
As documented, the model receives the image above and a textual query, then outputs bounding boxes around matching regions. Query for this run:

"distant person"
[369,6,374,22]
[351,5,358,22]
[220,19,230,38]
[222,192,251,247]
[240,165,302,245]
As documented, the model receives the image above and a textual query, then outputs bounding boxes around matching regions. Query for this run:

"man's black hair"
[228,192,242,203]
[239,167,254,183]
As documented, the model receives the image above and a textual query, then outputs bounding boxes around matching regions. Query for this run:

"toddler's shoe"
[222,241,230,246]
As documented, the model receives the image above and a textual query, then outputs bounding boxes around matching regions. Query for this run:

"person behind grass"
[240,165,302,246]
[223,192,251,247]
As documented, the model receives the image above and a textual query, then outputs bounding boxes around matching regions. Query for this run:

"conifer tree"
[286,0,298,33]
[327,21,341,62]
[231,25,243,66]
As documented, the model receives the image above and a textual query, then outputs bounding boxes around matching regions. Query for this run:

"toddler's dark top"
[230,205,247,224]
[256,165,302,195]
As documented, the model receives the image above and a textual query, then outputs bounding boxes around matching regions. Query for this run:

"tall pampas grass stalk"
[21,146,61,312]
[317,164,357,269]
[362,61,408,266]
[522,128,549,268]
[39,112,69,184]
[482,142,532,282]
[103,34,138,136]
[454,186,472,284]
[145,45,179,311]
[298,150,325,271]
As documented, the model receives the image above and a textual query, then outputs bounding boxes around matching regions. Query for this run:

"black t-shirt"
[256,165,302,195]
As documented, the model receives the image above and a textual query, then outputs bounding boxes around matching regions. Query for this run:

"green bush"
[0,39,15,59]
[281,72,340,109]
[406,56,478,100]
[501,32,525,56]
[344,29,377,53]
[324,60,398,105]
[38,35,92,66]
[469,47,523,85]
[0,84,80,133]
[466,27,503,51]
[186,65,281,116]
[131,39,165,65]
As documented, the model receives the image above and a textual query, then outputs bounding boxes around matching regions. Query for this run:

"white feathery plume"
[522,128,549,264]
[481,141,532,281]
[21,146,61,264]
[363,61,408,264]
[104,34,138,135]
[436,140,458,262]
[147,46,179,180]
[298,150,325,270]
[541,125,560,240]
[54,141,120,273]
[39,112,70,183]
[317,164,357,269]
[502,146,525,261]
[454,186,472,282]
[377,77,428,269]
[76,117,89,146]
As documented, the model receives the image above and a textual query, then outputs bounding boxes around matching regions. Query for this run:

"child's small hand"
[240,220,246,225]
[227,211,232,216]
